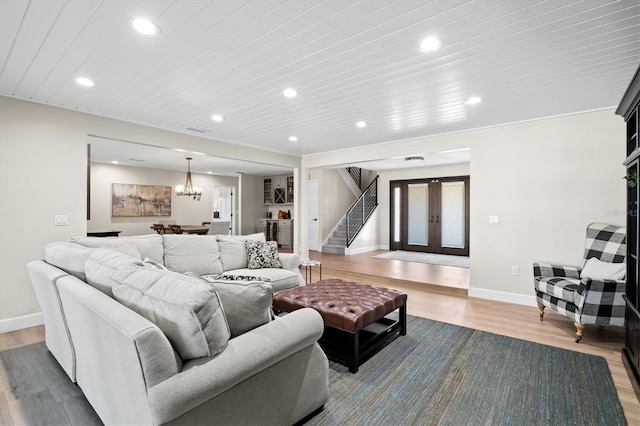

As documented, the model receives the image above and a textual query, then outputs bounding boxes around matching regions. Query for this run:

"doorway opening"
[390,176,470,256]
[212,186,234,235]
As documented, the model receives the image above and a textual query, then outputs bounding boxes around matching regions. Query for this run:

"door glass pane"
[393,187,401,243]
[441,181,465,248]
[408,183,428,246]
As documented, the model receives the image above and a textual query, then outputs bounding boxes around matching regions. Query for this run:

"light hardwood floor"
[1,250,638,424]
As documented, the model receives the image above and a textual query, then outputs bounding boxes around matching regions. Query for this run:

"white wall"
[0,96,300,324]
[238,174,263,235]
[309,168,356,243]
[89,163,238,236]
[300,110,626,304]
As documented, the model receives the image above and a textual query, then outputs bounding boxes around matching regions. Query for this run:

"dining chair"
[151,224,166,234]
[169,224,183,234]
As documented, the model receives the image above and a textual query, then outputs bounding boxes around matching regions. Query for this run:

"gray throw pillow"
[245,240,282,269]
[187,272,274,337]
[111,266,230,361]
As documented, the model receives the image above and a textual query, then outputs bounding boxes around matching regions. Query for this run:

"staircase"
[322,218,348,254]
[321,175,378,254]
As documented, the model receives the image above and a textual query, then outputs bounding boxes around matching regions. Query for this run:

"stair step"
[332,231,346,238]
[322,244,346,254]
[328,237,346,245]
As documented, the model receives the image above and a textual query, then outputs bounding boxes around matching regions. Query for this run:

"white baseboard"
[0,312,44,333]
[346,245,385,255]
[468,288,537,307]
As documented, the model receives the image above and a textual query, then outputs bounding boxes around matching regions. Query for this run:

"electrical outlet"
[511,266,519,276]
[489,215,499,224]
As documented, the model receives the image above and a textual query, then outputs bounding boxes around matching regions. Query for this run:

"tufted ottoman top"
[273,279,407,333]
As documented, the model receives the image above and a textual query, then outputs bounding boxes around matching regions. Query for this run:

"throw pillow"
[245,240,282,269]
[111,266,230,361]
[186,272,274,337]
[580,257,626,280]
[201,274,271,283]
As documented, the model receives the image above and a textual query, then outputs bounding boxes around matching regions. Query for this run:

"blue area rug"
[305,315,626,425]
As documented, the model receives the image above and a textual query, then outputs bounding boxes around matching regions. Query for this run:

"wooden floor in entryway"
[1,250,638,424]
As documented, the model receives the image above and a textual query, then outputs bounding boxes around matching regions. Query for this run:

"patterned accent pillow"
[199,274,271,283]
[245,240,282,269]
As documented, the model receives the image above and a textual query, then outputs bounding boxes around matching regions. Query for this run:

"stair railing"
[345,176,378,247]
[346,167,362,189]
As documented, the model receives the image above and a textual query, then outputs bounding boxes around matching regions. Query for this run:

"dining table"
[179,225,209,235]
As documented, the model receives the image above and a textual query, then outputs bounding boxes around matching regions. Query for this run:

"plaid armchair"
[533,223,626,342]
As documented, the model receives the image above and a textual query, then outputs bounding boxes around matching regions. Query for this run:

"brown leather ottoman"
[273,279,407,373]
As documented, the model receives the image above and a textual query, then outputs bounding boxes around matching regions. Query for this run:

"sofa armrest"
[148,308,324,424]
[278,252,300,271]
[533,262,581,279]
[279,252,305,286]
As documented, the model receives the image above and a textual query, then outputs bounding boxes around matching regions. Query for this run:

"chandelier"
[175,157,203,200]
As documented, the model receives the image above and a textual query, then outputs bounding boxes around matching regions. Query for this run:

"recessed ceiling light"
[283,88,297,98]
[207,171,213,175]
[111,160,119,164]
[211,114,224,122]
[289,136,298,142]
[75,77,94,87]
[356,121,367,128]
[132,18,157,35]
[174,148,187,152]
[419,36,443,52]
[464,96,482,105]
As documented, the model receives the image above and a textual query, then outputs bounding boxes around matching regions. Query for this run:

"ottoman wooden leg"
[400,304,407,336]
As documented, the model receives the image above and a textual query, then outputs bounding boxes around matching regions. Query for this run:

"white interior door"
[308,180,320,251]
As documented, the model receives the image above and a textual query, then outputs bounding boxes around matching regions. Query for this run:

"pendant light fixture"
[175,157,202,200]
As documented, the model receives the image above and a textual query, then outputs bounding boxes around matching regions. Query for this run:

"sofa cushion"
[84,249,145,296]
[162,235,223,275]
[44,242,142,282]
[217,233,266,271]
[70,235,164,264]
[221,268,298,292]
[186,272,273,337]
[111,266,230,361]
[245,240,282,269]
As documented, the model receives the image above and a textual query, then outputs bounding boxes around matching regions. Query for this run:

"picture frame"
[111,183,171,217]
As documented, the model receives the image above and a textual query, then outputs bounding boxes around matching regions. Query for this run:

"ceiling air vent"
[186,127,210,133]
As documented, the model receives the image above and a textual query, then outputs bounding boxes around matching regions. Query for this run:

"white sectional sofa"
[26,233,329,425]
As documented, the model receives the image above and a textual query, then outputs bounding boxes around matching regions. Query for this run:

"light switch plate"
[54,214,69,226]
[489,215,499,224]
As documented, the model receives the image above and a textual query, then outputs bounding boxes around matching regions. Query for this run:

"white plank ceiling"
[1,0,639,165]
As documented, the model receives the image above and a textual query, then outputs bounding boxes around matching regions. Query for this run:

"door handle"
[312,218,318,221]
[436,215,440,223]
[430,215,434,223]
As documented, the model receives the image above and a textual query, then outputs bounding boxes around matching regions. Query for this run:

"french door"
[390,176,470,256]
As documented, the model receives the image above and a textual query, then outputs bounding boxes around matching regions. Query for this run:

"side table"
[300,260,322,284]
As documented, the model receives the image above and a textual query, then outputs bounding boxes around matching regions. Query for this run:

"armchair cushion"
[580,257,626,280]
[534,277,580,304]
